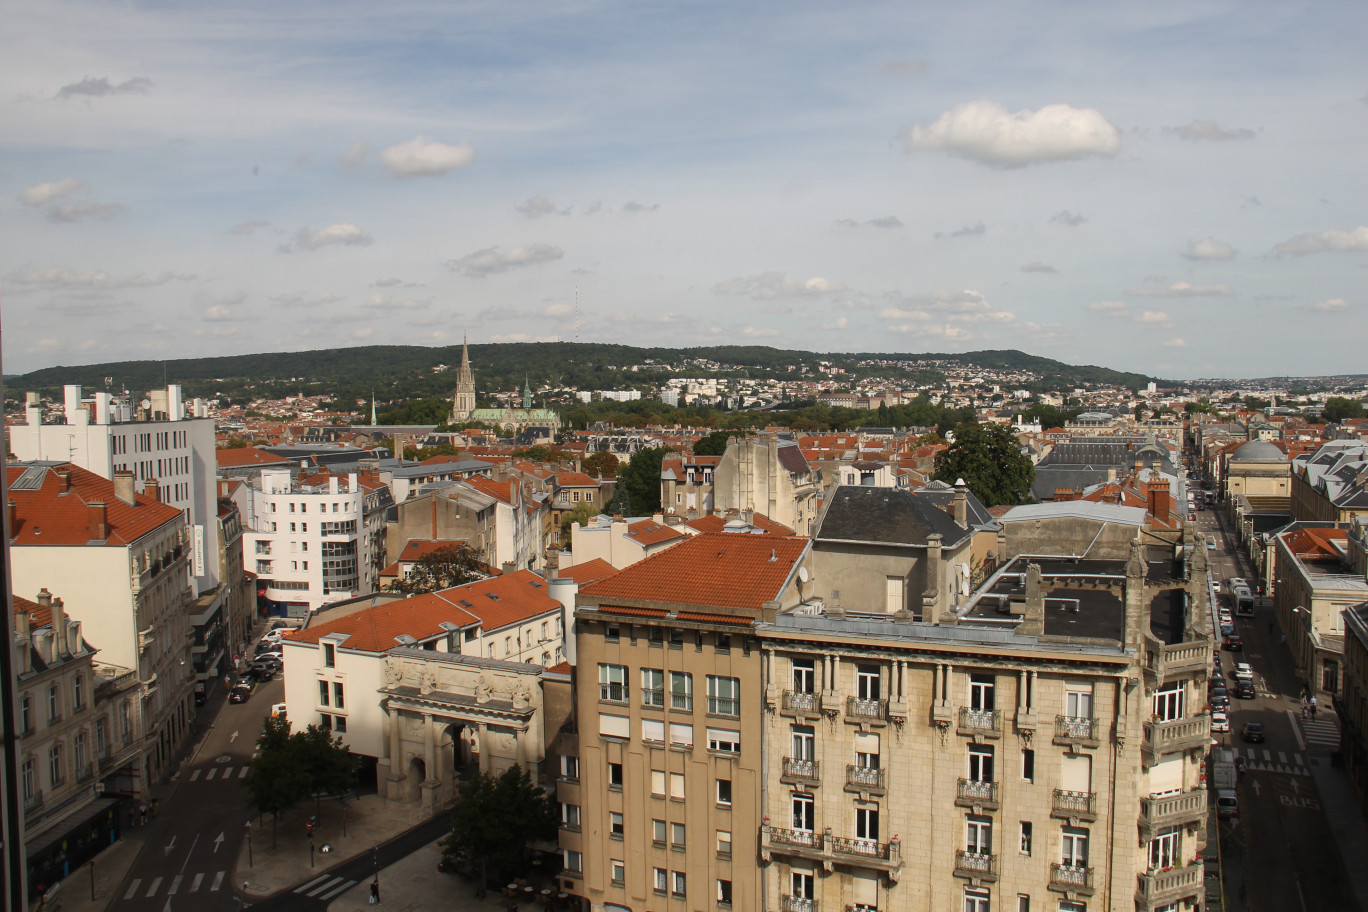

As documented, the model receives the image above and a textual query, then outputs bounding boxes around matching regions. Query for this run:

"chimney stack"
[502,561,517,576]
[7,500,15,536]
[1054,488,1076,502]
[114,470,136,506]
[51,597,69,657]
[146,478,161,503]
[1147,479,1170,524]
[88,502,110,541]
[37,588,52,609]
[56,468,71,494]
[953,478,968,526]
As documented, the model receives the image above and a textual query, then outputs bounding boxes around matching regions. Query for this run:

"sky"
[2,0,1365,380]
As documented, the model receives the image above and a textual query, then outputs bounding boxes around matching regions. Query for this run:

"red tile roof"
[552,472,600,487]
[676,611,754,627]
[12,595,51,630]
[581,533,809,611]
[684,512,793,536]
[626,519,684,547]
[1282,527,1348,560]
[546,661,573,674]
[464,475,518,505]
[555,558,617,586]
[216,447,291,468]
[7,464,183,547]
[599,606,670,618]
[397,540,468,562]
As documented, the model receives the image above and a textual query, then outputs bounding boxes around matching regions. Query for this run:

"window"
[74,732,87,772]
[1017,896,1031,912]
[563,850,582,873]
[791,871,815,900]
[716,829,732,856]
[792,724,815,760]
[671,871,686,897]
[333,682,345,708]
[651,770,666,796]
[1020,821,1033,855]
[966,815,992,854]
[95,718,106,755]
[611,860,625,884]
[715,634,731,652]
[1065,687,1093,719]
[707,676,740,716]
[716,778,731,806]
[670,723,693,748]
[609,811,624,838]
[670,772,685,799]
[652,819,667,844]
[21,758,35,801]
[1148,826,1180,870]
[323,643,336,668]
[707,728,741,753]
[855,731,880,769]
[792,793,815,832]
[1058,902,1086,912]
[73,675,84,710]
[641,719,665,743]
[653,867,668,893]
[886,575,905,613]
[560,755,579,780]
[670,672,693,710]
[1061,827,1089,867]
[606,624,621,643]
[965,888,991,912]
[855,805,880,841]
[49,744,64,785]
[1152,681,1184,722]
[641,668,665,707]
[608,762,623,788]
[319,713,333,730]
[717,879,733,908]
[671,822,686,846]
[319,681,330,705]
[334,716,347,733]
[792,658,816,693]
[48,685,60,722]
[669,628,684,648]
[1022,748,1035,782]
[856,665,881,701]
[599,664,627,703]
[970,673,996,711]
[968,745,995,782]
[20,697,31,733]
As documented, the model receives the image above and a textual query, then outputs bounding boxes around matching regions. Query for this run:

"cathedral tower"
[450,336,476,422]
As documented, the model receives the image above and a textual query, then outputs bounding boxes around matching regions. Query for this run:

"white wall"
[281,639,386,758]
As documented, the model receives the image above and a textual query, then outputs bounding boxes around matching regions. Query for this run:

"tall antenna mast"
[574,286,580,344]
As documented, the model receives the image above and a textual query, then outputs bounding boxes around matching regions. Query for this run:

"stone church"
[448,337,561,440]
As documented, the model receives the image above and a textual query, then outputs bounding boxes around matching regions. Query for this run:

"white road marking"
[168,875,182,895]
[146,877,162,898]
[189,769,201,782]
[319,880,357,901]
[295,875,330,893]
[1288,710,1306,750]
[306,877,344,897]
[205,768,216,781]
[124,879,142,900]
[211,871,225,892]
[238,767,249,779]
[190,873,204,893]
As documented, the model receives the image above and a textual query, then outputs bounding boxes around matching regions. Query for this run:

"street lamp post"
[245,820,253,867]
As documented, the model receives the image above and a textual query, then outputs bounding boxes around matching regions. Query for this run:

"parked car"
[1207,539,1216,550]
[1242,722,1265,743]
[1223,635,1244,651]
[1209,691,1230,710]
[1221,623,1236,638]
[1236,681,1257,699]
[1211,710,1229,733]
[247,662,276,681]
[228,680,256,704]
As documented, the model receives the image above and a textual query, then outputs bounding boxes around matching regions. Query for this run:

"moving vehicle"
[1242,722,1265,743]
[1211,748,1239,817]
[1221,623,1236,638]
[1233,662,1254,682]
[1224,635,1243,651]
[229,680,256,704]
[1235,681,1256,699]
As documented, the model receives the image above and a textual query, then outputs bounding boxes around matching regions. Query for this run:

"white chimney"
[168,384,184,421]
[64,385,86,425]
[94,392,113,425]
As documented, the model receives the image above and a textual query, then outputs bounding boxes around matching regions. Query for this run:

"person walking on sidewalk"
[370,880,380,904]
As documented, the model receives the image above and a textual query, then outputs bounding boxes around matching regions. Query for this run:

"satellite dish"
[798,566,810,583]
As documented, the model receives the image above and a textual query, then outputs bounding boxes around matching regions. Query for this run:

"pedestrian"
[370,879,380,904]
[139,803,148,825]
[1311,704,1318,719]
[1303,705,1310,720]
[151,798,159,818]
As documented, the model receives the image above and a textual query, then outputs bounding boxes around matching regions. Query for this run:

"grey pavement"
[1305,707,1368,912]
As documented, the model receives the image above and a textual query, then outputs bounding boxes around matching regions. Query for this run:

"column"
[423,713,437,781]
[476,722,490,774]
[387,703,404,780]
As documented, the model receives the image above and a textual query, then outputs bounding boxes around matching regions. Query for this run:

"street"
[108,675,282,912]
[1194,505,1359,912]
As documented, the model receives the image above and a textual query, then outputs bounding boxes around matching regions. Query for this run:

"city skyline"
[3,0,1365,378]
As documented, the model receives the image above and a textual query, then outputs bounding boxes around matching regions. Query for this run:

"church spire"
[523,374,532,410]
[450,334,477,423]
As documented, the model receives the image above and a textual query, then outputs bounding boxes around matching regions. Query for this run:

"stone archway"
[406,756,426,802]
[445,723,478,781]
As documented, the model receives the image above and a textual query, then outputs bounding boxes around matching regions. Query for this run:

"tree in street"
[242,718,356,845]
[387,544,487,594]
[933,421,1035,507]
[439,764,557,887]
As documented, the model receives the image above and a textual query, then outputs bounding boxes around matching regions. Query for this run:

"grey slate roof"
[815,485,972,547]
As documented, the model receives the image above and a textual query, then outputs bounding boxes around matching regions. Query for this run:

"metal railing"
[1054,715,1099,744]
[783,690,819,713]
[954,850,998,879]
[783,757,821,781]
[1051,863,1094,891]
[847,697,887,721]
[957,778,1000,808]
[1052,789,1097,819]
[846,764,885,790]
[958,707,1002,737]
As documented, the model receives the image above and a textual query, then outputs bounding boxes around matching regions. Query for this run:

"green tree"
[1322,396,1365,423]
[692,430,740,456]
[242,717,308,847]
[440,764,557,886]
[559,501,596,540]
[582,451,619,478]
[613,446,671,514]
[933,422,1035,507]
[388,544,487,594]
[293,723,356,814]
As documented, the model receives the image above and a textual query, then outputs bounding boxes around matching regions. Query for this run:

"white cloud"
[1088,300,1128,313]
[1135,309,1174,327]
[939,221,986,238]
[740,326,778,337]
[363,293,429,311]
[515,196,560,218]
[541,302,574,317]
[1051,210,1087,226]
[1020,262,1057,274]
[203,303,237,321]
[622,201,660,213]
[56,76,152,99]
[823,316,850,330]
[339,140,369,169]
[447,244,564,277]
[1272,226,1368,257]
[1183,236,1236,260]
[712,272,845,300]
[905,99,1121,168]
[1126,281,1233,298]
[1168,120,1255,142]
[1163,337,1188,347]
[228,220,270,235]
[880,289,1014,326]
[1308,298,1350,313]
[378,135,475,178]
[272,291,342,308]
[46,201,123,223]
[19,178,82,207]
[10,267,196,289]
[279,223,373,253]
[836,217,903,229]
[886,323,974,339]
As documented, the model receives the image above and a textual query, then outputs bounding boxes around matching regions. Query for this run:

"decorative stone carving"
[383,657,403,685]
[419,666,437,695]
[475,677,493,704]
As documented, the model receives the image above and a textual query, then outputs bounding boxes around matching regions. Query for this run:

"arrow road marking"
[163,836,177,857]
[214,832,225,853]
[229,730,239,744]
[1251,780,1261,796]
[1292,778,1301,795]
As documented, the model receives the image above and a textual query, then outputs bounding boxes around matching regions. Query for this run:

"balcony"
[1139,789,1207,842]
[1142,716,1210,765]
[782,757,821,785]
[23,790,43,812]
[1136,862,1204,909]
[75,764,94,783]
[1053,715,1101,750]
[1146,640,1209,684]
[957,707,1002,740]
[781,897,818,912]
[955,778,1001,812]
[1049,863,1096,897]
[846,696,888,724]
[845,764,886,794]
[953,850,998,884]
[782,690,820,717]
[761,825,902,880]
[1051,789,1098,823]
[845,906,878,912]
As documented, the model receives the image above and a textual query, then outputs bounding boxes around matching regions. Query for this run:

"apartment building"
[660,454,721,521]
[1272,523,1366,698]
[563,533,812,912]
[713,437,821,535]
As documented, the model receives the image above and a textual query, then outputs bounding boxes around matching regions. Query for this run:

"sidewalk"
[1303,707,1368,912]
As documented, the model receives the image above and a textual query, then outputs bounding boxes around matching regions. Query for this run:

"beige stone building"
[712,436,821,536]
[1223,438,1289,504]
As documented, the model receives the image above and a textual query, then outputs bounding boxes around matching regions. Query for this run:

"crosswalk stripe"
[191,873,204,893]
[124,879,142,900]
[1262,750,1272,762]
[1279,751,1287,763]
[146,877,162,898]
[205,768,217,780]
[190,769,202,781]
[168,875,182,895]
[307,876,344,897]
[239,766,249,779]
[211,871,225,892]
[319,880,356,901]
[296,875,331,893]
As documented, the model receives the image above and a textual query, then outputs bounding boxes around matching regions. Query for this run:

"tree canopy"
[933,422,1035,507]
[582,451,619,478]
[1322,396,1365,423]
[692,430,741,456]
[613,447,671,514]
[439,764,557,885]
[242,718,354,846]
[387,543,487,594]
